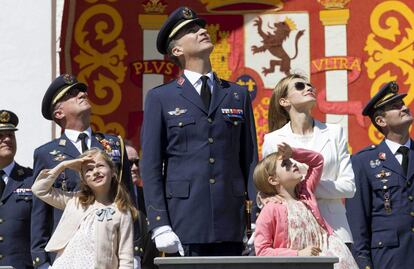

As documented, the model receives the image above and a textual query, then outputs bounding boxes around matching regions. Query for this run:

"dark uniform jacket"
[141,74,258,244]
[30,132,140,267]
[346,140,414,269]
[0,163,33,269]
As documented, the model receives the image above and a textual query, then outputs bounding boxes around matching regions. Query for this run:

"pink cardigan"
[255,148,334,256]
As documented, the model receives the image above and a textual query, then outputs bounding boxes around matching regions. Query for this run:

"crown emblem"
[318,0,350,9]
[182,7,193,19]
[142,0,166,14]
[284,17,297,31]
[62,74,75,84]
[0,111,10,123]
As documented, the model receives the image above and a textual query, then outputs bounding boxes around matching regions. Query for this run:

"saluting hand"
[50,155,94,175]
[276,142,293,159]
[65,156,93,171]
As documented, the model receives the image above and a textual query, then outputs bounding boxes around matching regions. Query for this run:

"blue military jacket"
[30,132,139,267]
[141,74,258,244]
[346,140,414,269]
[0,163,33,269]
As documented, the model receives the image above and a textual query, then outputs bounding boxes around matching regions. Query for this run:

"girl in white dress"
[32,148,138,269]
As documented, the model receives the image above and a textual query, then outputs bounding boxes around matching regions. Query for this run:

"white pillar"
[142,30,164,106]
[320,8,350,139]
[138,14,167,107]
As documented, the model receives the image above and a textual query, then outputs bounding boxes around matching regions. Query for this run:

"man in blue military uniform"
[30,74,142,268]
[346,81,414,269]
[141,6,258,256]
[0,110,33,269]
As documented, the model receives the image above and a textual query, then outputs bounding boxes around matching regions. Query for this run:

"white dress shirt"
[183,69,213,95]
[65,127,92,153]
[385,138,411,165]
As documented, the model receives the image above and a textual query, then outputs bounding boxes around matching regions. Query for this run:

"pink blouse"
[255,148,334,256]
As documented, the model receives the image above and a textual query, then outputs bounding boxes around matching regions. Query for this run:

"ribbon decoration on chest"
[96,207,115,222]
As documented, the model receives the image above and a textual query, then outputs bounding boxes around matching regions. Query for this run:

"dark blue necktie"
[398,146,409,175]
[0,170,5,197]
[200,76,211,110]
[78,133,88,153]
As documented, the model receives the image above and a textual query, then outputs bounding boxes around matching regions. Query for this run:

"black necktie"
[397,146,409,175]
[200,76,211,110]
[78,133,88,153]
[0,170,6,197]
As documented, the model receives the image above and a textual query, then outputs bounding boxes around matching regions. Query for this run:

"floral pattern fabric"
[51,210,96,269]
[286,200,358,269]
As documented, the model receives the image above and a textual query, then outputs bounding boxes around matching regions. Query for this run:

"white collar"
[65,127,92,143]
[183,70,213,87]
[385,138,411,155]
[278,119,324,135]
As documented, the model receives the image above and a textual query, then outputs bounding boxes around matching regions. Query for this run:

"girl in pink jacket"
[254,143,357,269]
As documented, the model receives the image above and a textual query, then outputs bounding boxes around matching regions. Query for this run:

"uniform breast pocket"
[167,117,195,153]
[13,194,32,220]
[371,178,403,211]
[222,115,245,149]
[165,181,190,199]
[15,195,32,202]
[371,229,399,249]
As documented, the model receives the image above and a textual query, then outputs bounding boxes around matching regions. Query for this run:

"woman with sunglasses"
[261,73,355,248]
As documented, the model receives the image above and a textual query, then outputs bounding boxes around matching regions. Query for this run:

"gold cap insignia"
[182,7,193,19]
[389,81,398,92]
[62,74,75,84]
[0,111,10,123]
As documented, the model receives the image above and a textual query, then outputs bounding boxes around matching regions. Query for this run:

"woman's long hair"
[268,74,309,132]
[78,148,138,220]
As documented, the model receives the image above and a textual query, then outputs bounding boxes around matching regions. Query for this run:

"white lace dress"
[51,210,96,269]
[286,200,358,269]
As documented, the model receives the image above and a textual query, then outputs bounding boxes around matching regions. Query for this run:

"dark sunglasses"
[281,159,293,170]
[129,158,139,167]
[294,82,314,91]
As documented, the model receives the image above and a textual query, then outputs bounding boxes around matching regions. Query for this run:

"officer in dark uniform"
[0,110,33,269]
[125,143,159,269]
[346,81,414,269]
[141,7,258,256]
[30,74,142,268]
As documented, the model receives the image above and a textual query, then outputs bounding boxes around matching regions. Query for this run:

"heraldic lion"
[251,16,305,76]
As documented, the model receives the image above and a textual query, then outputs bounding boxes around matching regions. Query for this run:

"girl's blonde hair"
[268,74,309,132]
[78,148,138,220]
[253,152,282,195]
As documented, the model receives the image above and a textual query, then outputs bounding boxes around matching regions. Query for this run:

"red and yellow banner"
[60,0,414,154]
